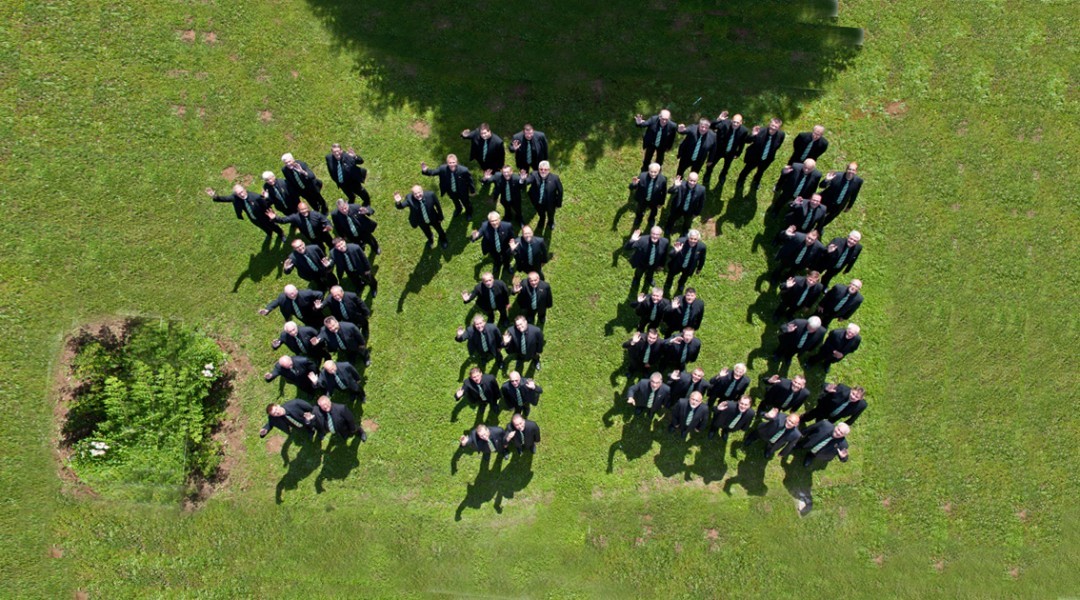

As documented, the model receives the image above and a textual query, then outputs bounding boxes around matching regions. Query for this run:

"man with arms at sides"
[759,374,810,414]
[509,123,548,172]
[503,315,545,372]
[669,391,709,440]
[742,408,802,459]
[504,413,541,456]
[454,367,501,418]
[773,271,823,323]
[634,109,678,171]
[268,201,333,248]
[455,315,504,370]
[470,212,514,280]
[462,272,512,328]
[802,382,868,426]
[311,395,366,443]
[259,399,317,439]
[625,227,669,291]
[483,165,525,230]
[282,239,337,291]
[522,160,563,230]
[325,143,370,206]
[623,329,663,379]
[259,284,324,328]
[264,355,319,397]
[509,225,549,279]
[675,118,717,177]
[736,117,785,190]
[280,152,327,214]
[512,271,553,326]
[394,185,448,249]
[317,359,364,403]
[629,162,667,230]
[626,372,672,419]
[461,123,505,174]
[421,154,476,218]
[206,183,284,245]
[797,420,850,467]
[664,229,707,295]
[329,238,378,298]
[708,395,756,442]
[500,371,542,418]
[807,323,862,372]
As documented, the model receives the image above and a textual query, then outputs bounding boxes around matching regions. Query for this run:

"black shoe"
[375,248,382,255]
[426,240,435,248]
[440,241,448,249]
[359,430,368,442]
[802,455,813,467]
[764,451,774,460]
[535,359,542,371]
[707,430,715,440]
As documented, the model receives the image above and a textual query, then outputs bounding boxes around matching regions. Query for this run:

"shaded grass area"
[2,0,1078,597]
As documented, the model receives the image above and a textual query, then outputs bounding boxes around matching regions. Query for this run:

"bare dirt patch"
[240,174,254,187]
[75,591,89,600]
[1008,567,1020,579]
[220,166,238,181]
[264,436,284,455]
[872,554,884,566]
[255,69,270,83]
[258,109,273,123]
[202,32,218,44]
[722,263,745,281]
[196,107,206,118]
[884,101,908,117]
[179,29,196,43]
[361,418,379,433]
[410,120,431,139]
[290,70,299,79]
[933,559,945,572]
[194,71,208,80]
[588,293,600,308]
[172,104,187,117]
[49,546,64,559]
[167,69,189,78]
[705,528,719,540]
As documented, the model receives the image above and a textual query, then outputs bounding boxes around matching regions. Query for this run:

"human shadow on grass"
[315,434,363,494]
[711,185,760,237]
[684,437,731,484]
[275,436,323,504]
[603,293,639,337]
[396,216,471,313]
[605,406,662,473]
[781,452,820,512]
[304,1,861,171]
[610,188,639,233]
[231,246,285,293]
[721,449,770,496]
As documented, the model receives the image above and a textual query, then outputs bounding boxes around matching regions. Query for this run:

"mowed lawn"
[3,0,1078,597]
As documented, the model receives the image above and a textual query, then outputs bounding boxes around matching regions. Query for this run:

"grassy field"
[3,0,1078,597]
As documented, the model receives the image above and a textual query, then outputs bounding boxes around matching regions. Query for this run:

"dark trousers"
[708,154,737,185]
[641,146,668,171]
[819,268,847,288]
[664,209,696,236]
[501,200,523,230]
[737,159,774,189]
[663,269,694,294]
[344,269,378,296]
[306,270,338,291]
[337,181,371,206]
[523,307,547,325]
[481,304,510,328]
[534,204,557,230]
[631,266,662,291]
[418,221,448,245]
[676,156,707,178]
[448,191,473,217]
[299,189,328,214]
[253,221,285,240]
[633,203,661,229]
[489,251,512,280]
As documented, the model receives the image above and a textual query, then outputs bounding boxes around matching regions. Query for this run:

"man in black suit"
[523,161,563,230]
[664,229,707,294]
[509,226,549,279]
[463,272,511,328]
[773,271,823,322]
[807,323,862,372]
[663,328,701,372]
[281,152,327,214]
[455,315,504,368]
[461,123,506,173]
[771,158,823,213]
[271,321,326,361]
[329,238,377,297]
[709,111,749,185]
[707,363,750,408]
[668,367,709,403]
[818,230,863,287]
[797,420,850,467]
[632,287,670,333]
[317,359,364,403]
[206,184,285,244]
[269,201,333,248]
[669,391,709,439]
[759,374,810,414]
[500,371,542,417]
[803,383,867,426]
[635,110,677,170]
[312,395,366,442]
[783,194,827,235]
[665,287,705,334]
[261,171,299,215]
[771,228,825,283]
[737,118,785,190]
[504,413,541,455]
[394,185,448,249]
[625,226,670,290]
[317,285,371,339]
[259,284,324,327]
[264,355,319,395]
[623,329,663,378]
[325,143,370,206]
[664,172,706,235]
[509,124,548,172]
[283,239,337,290]
[787,125,829,166]
[330,199,380,255]
[259,399,316,439]
[455,367,501,415]
[774,316,826,367]
[313,317,370,367]
[503,315,544,371]
[422,154,475,218]
[459,423,507,456]
[709,395,756,441]
[742,408,802,459]
[626,372,672,418]
[483,165,525,229]
[470,212,514,280]
[512,271,553,325]
[675,118,717,177]
[817,279,863,326]
[819,162,863,228]
[629,162,667,229]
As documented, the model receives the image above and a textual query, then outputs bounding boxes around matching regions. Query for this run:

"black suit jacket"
[667,238,707,274]
[630,172,668,207]
[395,191,445,227]
[676,128,717,163]
[784,199,828,233]
[628,379,672,411]
[775,232,826,269]
[422,163,475,197]
[798,421,849,461]
[625,236,670,270]
[808,384,867,425]
[263,178,299,213]
[668,371,710,403]
[317,322,366,352]
[707,372,750,404]
[268,357,317,388]
[777,319,826,355]
[525,172,563,209]
[484,172,525,212]
[714,403,756,432]
[743,129,785,166]
[505,325,544,359]
[514,281,553,313]
[277,326,321,356]
[462,374,500,406]
[465,426,508,454]
[263,399,315,435]
[325,291,370,325]
[711,118,750,159]
[265,289,324,324]
[819,285,863,320]
[755,412,802,456]
[667,182,706,215]
[465,280,511,313]
[623,336,664,371]
[325,152,366,187]
[513,236,549,272]
[312,402,359,439]
[318,362,361,394]
[510,131,549,169]
[819,239,862,272]
[632,297,671,326]
[819,174,863,214]
[281,160,322,194]
[665,296,705,331]
[284,246,332,281]
[663,336,701,368]
[463,130,505,168]
[778,164,823,200]
[474,220,514,256]
[212,191,274,226]
[330,243,372,276]
[330,205,377,239]
[762,379,810,413]
[778,275,824,311]
[788,132,829,164]
[637,115,678,151]
[501,381,542,411]
[275,211,332,243]
[820,329,861,359]
[670,399,709,431]
[456,324,502,356]
[506,420,541,450]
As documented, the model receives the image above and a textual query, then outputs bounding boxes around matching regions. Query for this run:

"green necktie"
[649,301,658,321]
[450,171,457,193]
[728,412,742,429]
[801,142,812,161]
[304,218,315,239]
[482,140,489,160]
[797,285,810,306]
[339,301,348,319]
[519,333,526,355]
[682,305,691,326]
[685,406,694,427]
[480,331,488,352]
[649,243,657,266]
[487,288,496,309]
[801,207,814,230]
[348,215,358,236]
[643,344,651,364]
[343,251,354,272]
[285,414,302,428]
[530,288,538,310]
[526,242,533,264]
[304,254,317,271]
[538,180,545,204]
[296,335,306,352]
[420,200,431,224]
[725,378,737,397]
[782,391,795,409]
[293,169,306,190]
[761,136,771,160]
[486,438,496,453]
[837,180,850,204]
[811,436,832,454]
[515,386,524,407]
[291,299,301,317]
[830,402,846,418]
[334,331,345,349]
[682,189,691,211]
[244,200,256,220]
[494,231,502,253]
[646,178,654,202]
[325,410,335,434]
[835,247,850,269]
[834,294,849,312]
[797,331,809,349]
[795,245,808,265]
[793,173,808,198]
[526,142,532,164]
[726,131,735,153]
[646,388,656,409]
[477,384,487,403]
[334,373,344,389]
[654,127,662,147]
[337,160,344,183]
[691,136,702,161]
[682,245,692,268]
[769,427,786,444]
[681,343,688,364]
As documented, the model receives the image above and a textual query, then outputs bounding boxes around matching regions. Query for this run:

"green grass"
[3,0,1078,597]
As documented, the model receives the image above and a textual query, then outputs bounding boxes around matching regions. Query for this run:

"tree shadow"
[314,434,362,494]
[275,436,323,504]
[231,247,284,293]
[303,1,861,171]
